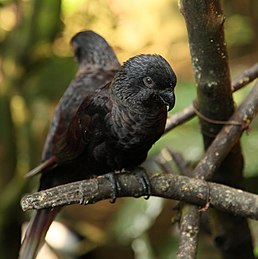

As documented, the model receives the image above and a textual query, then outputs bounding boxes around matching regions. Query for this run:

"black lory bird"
[19,31,177,259]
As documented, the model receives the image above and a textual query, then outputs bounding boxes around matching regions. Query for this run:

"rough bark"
[20,173,258,221]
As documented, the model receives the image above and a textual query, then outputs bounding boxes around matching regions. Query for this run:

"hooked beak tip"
[159,91,175,111]
[168,102,175,111]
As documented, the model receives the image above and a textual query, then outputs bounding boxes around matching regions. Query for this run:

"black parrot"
[19,30,177,259]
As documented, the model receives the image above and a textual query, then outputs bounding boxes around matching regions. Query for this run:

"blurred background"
[0,0,257,258]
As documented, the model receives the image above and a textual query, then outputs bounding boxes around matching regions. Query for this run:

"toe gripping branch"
[104,172,122,203]
[104,167,152,203]
[132,167,151,199]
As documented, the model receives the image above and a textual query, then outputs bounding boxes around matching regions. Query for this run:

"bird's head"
[111,54,177,111]
[70,30,120,70]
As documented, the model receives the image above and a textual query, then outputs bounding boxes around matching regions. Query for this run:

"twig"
[153,149,175,174]
[164,63,258,133]
[231,63,258,92]
[165,105,195,133]
[167,148,192,177]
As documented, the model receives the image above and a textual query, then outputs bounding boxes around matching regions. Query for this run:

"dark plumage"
[19,31,177,259]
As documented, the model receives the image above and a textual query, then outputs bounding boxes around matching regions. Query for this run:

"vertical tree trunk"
[179,0,254,258]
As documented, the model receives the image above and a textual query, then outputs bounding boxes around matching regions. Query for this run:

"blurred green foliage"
[0,0,257,258]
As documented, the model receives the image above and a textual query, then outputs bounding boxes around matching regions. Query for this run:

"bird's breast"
[103,105,167,169]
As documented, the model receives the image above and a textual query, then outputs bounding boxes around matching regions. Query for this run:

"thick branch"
[21,173,258,220]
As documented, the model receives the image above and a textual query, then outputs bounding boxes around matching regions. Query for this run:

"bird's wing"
[26,31,120,178]
[54,85,110,164]
[42,74,110,160]
[54,95,95,162]
[26,79,109,178]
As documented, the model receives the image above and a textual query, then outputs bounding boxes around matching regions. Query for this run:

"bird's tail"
[19,207,60,259]
[25,156,57,178]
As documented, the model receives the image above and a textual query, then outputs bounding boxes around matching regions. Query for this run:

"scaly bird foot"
[104,172,122,203]
[132,167,151,199]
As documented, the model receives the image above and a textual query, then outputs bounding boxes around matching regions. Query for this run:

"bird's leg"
[104,171,122,203]
[132,167,152,199]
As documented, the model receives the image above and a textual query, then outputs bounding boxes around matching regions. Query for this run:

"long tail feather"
[26,156,57,178]
[19,207,60,259]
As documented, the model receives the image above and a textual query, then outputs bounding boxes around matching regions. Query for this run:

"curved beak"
[158,89,175,111]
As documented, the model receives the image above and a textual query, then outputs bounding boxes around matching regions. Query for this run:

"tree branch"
[21,172,258,220]
[231,63,258,92]
[176,204,200,259]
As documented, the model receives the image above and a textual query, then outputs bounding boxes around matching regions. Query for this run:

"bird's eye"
[143,77,154,87]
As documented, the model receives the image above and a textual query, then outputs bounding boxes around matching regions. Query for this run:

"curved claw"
[132,167,151,199]
[104,172,122,203]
